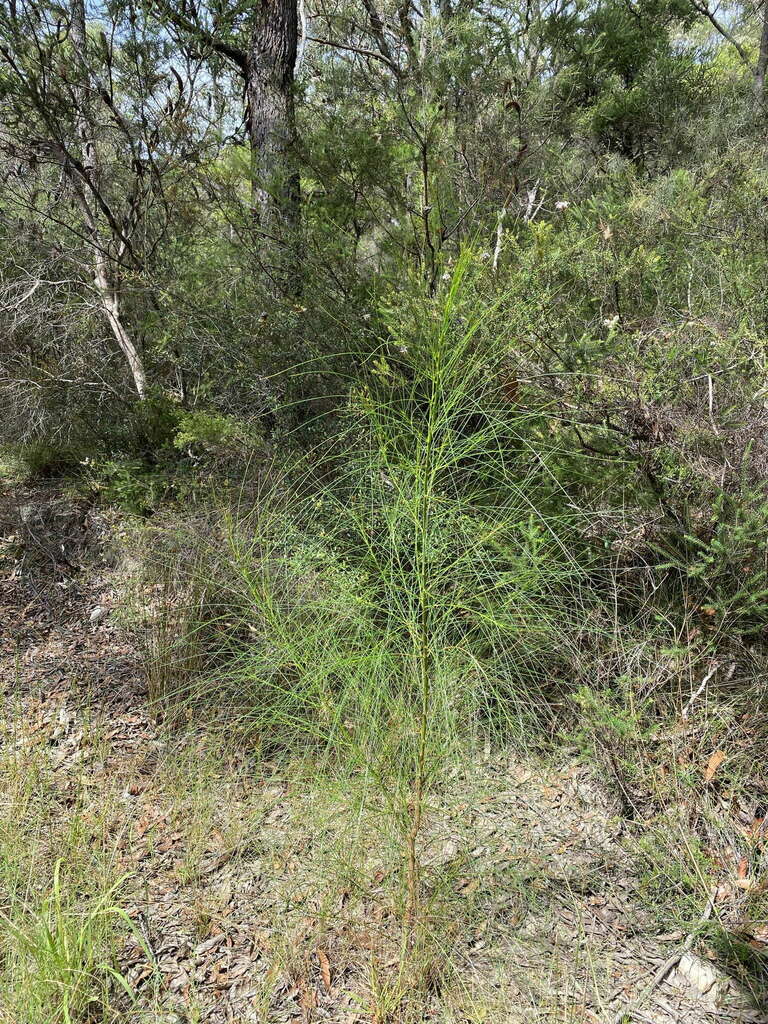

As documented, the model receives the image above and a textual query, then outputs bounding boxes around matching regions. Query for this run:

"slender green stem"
[404,322,442,946]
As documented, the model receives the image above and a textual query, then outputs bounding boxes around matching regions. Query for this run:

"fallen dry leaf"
[317,949,331,991]
[704,749,725,782]
[735,877,759,891]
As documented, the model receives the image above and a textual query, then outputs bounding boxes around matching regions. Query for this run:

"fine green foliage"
[0,860,135,1024]
[145,255,586,952]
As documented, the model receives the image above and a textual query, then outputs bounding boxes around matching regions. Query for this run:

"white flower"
[555,200,569,211]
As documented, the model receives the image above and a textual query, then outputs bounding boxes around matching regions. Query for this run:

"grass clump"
[0,742,137,1022]
[0,860,135,1024]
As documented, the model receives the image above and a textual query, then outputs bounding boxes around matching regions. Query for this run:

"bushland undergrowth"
[113,254,768,1015]
[135,258,587,965]
[4,0,768,1017]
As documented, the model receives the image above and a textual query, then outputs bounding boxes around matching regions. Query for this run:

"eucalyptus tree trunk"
[70,0,147,397]
[247,0,300,237]
[156,0,302,290]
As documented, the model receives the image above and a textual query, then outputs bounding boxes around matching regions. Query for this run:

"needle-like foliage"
[151,252,588,946]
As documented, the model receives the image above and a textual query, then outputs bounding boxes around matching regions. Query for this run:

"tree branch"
[153,2,248,74]
[690,0,751,67]
[307,35,400,73]
[359,0,398,70]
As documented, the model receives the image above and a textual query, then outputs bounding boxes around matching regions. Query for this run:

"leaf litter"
[1,482,766,1023]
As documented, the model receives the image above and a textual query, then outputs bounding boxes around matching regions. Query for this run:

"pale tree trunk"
[70,0,147,397]
[756,0,768,102]
[246,0,300,236]
[93,255,148,397]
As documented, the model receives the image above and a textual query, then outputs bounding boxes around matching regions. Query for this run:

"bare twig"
[307,35,400,73]
[681,662,720,720]
[492,207,506,273]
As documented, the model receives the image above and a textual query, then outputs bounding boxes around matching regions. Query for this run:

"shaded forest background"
[4,0,768,669]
